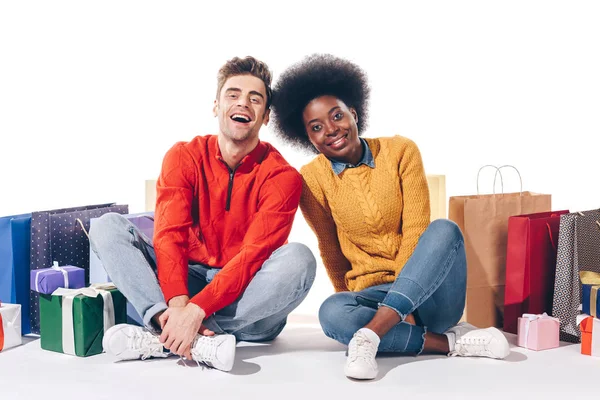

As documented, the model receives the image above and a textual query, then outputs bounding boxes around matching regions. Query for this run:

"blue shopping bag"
[0,213,32,334]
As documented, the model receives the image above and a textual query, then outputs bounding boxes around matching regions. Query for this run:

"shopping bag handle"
[47,217,91,269]
[494,165,523,196]
[477,165,504,195]
[493,165,523,195]
[546,223,557,251]
[75,218,91,239]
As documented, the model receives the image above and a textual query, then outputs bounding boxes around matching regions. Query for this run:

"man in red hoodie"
[90,56,316,372]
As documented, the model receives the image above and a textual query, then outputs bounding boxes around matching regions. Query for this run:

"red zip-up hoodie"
[153,135,302,316]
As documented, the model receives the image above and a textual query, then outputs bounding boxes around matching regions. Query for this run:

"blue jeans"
[89,213,316,341]
[318,219,466,354]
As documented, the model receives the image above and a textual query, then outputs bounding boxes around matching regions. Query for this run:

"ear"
[350,107,358,123]
[262,109,271,126]
[213,99,218,117]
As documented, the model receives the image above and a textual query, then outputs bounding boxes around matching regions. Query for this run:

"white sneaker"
[449,327,510,359]
[445,322,478,341]
[344,330,379,380]
[191,334,236,372]
[102,324,167,361]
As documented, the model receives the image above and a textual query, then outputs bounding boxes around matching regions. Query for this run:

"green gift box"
[40,284,127,357]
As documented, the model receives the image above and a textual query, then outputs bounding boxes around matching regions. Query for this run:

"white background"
[1,1,599,315]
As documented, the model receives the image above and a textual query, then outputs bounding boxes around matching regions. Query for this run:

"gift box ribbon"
[0,302,19,352]
[577,314,600,356]
[35,262,70,292]
[580,271,600,317]
[522,313,559,345]
[52,283,117,356]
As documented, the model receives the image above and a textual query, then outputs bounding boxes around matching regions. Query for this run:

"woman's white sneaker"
[445,322,478,341]
[449,327,510,359]
[344,330,379,380]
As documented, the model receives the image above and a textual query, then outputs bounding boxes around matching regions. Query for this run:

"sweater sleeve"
[299,165,351,292]
[396,138,431,274]
[190,167,302,316]
[154,142,196,304]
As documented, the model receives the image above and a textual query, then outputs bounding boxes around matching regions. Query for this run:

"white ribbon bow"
[522,313,559,345]
[52,283,117,356]
[35,261,70,292]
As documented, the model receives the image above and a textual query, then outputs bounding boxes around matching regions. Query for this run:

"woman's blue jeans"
[318,219,467,354]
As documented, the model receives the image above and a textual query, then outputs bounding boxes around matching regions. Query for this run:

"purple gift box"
[30,262,85,294]
[127,214,154,240]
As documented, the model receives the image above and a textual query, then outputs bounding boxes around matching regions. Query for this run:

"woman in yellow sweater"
[271,54,510,380]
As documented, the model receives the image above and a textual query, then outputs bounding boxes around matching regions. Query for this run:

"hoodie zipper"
[219,160,239,211]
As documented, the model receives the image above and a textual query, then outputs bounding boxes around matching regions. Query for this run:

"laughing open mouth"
[230,114,252,123]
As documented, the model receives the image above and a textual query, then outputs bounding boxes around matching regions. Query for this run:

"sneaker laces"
[190,336,218,368]
[348,334,376,364]
[127,330,163,360]
[451,335,489,357]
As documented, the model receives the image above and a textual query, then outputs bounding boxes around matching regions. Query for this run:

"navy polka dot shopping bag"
[29,203,128,334]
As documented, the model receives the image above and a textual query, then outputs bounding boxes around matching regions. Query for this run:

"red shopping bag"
[503,210,569,333]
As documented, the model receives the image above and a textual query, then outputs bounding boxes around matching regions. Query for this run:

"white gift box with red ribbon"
[0,302,22,351]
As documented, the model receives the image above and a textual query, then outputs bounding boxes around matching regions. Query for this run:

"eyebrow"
[307,106,341,125]
[225,88,265,99]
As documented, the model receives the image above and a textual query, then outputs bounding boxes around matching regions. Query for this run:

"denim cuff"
[416,325,427,355]
[380,292,415,321]
[379,278,425,320]
[143,302,168,333]
[378,322,426,354]
[202,316,226,335]
[401,324,426,355]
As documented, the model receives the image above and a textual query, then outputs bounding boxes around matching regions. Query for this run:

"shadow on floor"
[0,335,39,354]
[244,326,533,381]
[230,325,345,375]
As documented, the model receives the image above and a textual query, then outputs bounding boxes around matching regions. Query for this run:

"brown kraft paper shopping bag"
[449,166,551,328]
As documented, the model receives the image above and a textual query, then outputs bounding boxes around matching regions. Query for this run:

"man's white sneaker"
[344,330,379,380]
[191,334,236,372]
[449,327,510,359]
[102,324,167,361]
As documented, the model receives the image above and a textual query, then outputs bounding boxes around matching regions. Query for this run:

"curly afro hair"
[271,54,370,154]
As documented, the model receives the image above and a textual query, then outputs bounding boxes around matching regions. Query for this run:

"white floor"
[0,315,596,399]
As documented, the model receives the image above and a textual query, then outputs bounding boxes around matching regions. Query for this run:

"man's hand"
[168,295,190,308]
[159,303,213,360]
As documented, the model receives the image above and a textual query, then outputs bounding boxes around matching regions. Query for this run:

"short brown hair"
[216,56,273,109]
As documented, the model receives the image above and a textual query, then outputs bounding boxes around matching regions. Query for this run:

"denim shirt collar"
[330,138,375,175]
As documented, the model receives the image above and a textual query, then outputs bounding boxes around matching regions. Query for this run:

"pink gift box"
[517,313,560,351]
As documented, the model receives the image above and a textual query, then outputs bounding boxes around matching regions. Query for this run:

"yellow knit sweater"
[300,136,431,292]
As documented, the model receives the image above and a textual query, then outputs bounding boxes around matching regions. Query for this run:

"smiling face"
[213,74,270,143]
[302,95,362,163]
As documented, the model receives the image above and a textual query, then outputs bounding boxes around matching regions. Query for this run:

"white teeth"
[231,114,250,122]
